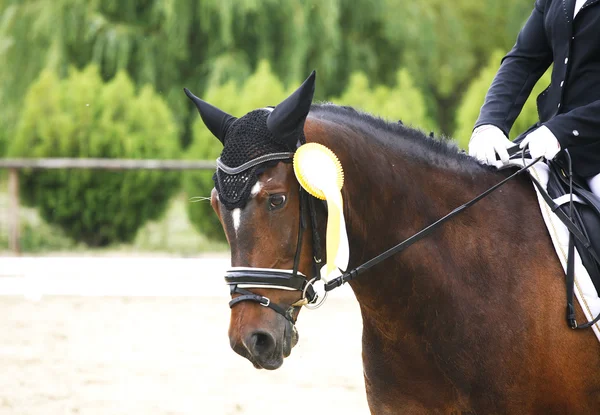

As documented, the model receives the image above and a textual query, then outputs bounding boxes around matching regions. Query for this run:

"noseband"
[224,165,324,324]
[226,267,317,324]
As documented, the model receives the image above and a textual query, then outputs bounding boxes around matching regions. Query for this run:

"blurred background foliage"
[0,0,548,251]
[9,65,180,246]
[331,69,434,133]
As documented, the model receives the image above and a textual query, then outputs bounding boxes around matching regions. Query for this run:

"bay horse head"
[185,72,323,370]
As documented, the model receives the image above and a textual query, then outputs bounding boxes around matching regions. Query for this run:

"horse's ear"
[267,70,316,147]
[184,88,237,144]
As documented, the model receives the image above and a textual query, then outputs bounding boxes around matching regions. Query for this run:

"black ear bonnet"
[184,71,316,210]
[212,109,298,209]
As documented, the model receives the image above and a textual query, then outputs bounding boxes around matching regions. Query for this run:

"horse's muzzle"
[243,329,283,370]
[236,321,299,370]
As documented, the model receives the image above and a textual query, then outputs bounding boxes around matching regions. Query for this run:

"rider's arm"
[474,0,553,136]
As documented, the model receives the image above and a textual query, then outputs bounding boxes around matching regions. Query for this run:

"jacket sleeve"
[544,99,600,148]
[474,0,553,136]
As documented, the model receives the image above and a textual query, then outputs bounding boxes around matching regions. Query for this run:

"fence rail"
[0,158,216,170]
[1,158,217,255]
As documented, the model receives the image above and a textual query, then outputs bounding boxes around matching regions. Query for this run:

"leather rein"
[224,148,546,327]
[225,145,600,331]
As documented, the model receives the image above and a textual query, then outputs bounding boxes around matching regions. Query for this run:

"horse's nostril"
[248,331,276,357]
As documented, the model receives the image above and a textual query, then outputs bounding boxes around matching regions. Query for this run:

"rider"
[469,0,600,198]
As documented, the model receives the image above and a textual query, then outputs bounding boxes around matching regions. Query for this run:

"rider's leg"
[587,173,600,198]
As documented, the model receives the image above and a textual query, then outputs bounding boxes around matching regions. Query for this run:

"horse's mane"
[309,103,484,173]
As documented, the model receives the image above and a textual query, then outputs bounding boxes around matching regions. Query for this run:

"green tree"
[454,50,552,149]
[0,0,536,145]
[0,0,363,147]
[382,0,536,133]
[9,65,180,246]
[0,0,201,147]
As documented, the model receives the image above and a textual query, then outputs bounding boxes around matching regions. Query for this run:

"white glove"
[468,124,515,165]
[519,125,561,160]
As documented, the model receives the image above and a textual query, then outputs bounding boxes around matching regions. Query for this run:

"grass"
[120,192,229,256]
[0,180,229,256]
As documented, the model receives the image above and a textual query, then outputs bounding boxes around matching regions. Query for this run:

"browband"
[216,152,294,175]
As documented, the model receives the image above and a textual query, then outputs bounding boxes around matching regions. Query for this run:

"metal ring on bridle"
[303,277,328,310]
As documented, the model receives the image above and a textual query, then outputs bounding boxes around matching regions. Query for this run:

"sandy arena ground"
[0,257,369,415]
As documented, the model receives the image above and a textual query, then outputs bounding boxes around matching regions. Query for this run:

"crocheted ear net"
[214,109,300,210]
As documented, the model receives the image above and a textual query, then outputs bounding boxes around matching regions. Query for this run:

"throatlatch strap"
[292,188,307,278]
[308,195,323,279]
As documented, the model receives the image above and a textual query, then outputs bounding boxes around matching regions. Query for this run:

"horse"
[184,72,600,414]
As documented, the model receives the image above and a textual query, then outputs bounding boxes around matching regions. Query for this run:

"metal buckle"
[303,277,328,310]
[260,297,271,307]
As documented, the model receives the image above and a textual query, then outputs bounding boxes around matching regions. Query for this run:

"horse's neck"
[334,146,553,400]
[308,116,544,315]
[340,143,501,269]
[307,116,600,410]
[332,133,540,333]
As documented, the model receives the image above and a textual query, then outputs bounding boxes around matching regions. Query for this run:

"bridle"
[224,143,600,331]
[224,148,547,327]
[223,153,325,325]
[225,189,325,324]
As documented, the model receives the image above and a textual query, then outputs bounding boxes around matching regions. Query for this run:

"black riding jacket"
[475,0,600,177]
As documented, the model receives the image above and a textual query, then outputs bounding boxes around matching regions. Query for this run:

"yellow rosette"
[293,143,348,281]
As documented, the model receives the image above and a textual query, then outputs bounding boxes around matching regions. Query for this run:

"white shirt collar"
[574,0,587,17]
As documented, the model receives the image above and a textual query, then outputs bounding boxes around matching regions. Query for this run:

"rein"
[225,149,542,325]
[324,150,600,330]
[222,138,599,331]
[324,155,543,291]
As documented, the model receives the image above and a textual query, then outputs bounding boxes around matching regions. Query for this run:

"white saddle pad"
[498,159,600,341]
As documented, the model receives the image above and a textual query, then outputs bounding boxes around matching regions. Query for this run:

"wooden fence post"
[8,168,20,255]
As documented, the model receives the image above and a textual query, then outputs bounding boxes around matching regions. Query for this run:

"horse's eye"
[268,194,287,210]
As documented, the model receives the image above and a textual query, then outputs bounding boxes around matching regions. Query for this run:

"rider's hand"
[469,124,514,165]
[519,125,561,160]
